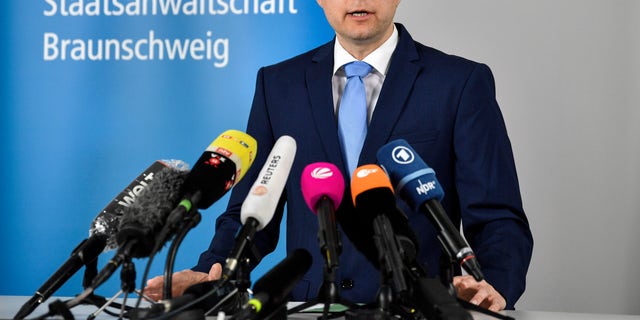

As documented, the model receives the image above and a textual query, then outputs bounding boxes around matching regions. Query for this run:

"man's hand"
[453,275,506,311]
[143,263,222,301]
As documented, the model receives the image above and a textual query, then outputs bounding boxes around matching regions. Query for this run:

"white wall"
[397,1,640,315]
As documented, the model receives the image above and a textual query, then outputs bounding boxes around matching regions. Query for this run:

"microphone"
[350,165,471,320]
[13,160,172,320]
[170,129,257,217]
[377,139,484,281]
[114,163,190,258]
[300,162,344,271]
[153,130,257,261]
[351,164,411,295]
[222,135,296,280]
[231,249,312,320]
[337,162,420,272]
[89,163,190,289]
[123,130,257,308]
[90,159,189,251]
[67,131,257,309]
[109,128,256,278]
[150,130,258,302]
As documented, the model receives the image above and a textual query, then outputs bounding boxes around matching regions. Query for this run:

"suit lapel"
[360,24,422,166]
[306,40,347,171]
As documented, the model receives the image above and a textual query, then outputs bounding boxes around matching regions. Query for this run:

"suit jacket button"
[340,279,354,289]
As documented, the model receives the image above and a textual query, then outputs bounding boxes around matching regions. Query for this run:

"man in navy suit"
[146,0,533,311]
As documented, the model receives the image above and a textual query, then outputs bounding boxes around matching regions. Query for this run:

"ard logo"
[391,146,414,164]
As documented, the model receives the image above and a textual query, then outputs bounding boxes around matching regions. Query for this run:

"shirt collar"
[333,25,399,76]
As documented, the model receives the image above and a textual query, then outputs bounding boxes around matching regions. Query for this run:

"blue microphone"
[376,139,483,282]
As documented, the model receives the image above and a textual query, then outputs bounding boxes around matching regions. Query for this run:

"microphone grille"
[300,162,344,212]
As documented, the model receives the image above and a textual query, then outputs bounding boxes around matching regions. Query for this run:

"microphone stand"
[86,256,149,320]
[286,262,357,320]
[349,214,412,320]
[204,257,250,316]
[30,256,137,320]
[438,253,457,297]
[162,209,202,300]
[287,200,358,320]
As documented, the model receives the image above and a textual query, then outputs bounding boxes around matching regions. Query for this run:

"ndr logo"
[416,179,436,195]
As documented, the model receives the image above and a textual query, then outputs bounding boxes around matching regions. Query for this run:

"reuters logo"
[252,185,268,196]
[311,167,333,179]
[356,167,379,178]
[391,146,414,164]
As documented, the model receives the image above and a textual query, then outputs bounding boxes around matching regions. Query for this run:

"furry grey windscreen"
[116,166,189,256]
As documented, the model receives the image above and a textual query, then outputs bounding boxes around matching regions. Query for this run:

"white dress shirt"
[332,26,399,123]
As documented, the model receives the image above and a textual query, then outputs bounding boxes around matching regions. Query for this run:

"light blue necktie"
[338,61,372,177]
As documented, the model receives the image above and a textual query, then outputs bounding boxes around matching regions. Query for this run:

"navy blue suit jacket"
[194,24,533,309]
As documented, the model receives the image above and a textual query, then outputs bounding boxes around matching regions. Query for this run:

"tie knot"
[344,61,372,78]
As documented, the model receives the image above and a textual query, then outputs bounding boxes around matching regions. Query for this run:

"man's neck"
[337,25,395,60]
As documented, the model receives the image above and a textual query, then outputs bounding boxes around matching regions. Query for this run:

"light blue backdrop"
[1,1,334,298]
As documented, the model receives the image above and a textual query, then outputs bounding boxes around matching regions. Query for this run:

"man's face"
[316,0,400,48]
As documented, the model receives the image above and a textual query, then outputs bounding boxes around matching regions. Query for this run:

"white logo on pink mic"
[311,167,333,179]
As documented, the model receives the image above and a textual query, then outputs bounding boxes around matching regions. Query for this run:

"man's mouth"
[350,11,369,17]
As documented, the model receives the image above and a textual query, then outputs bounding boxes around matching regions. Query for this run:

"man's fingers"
[469,287,490,306]
[453,275,479,301]
[208,263,222,280]
[143,276,165,301]
[146,275,164,287]
[453,275,506,311]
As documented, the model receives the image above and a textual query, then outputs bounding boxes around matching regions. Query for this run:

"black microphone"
[147,130,258,302]
[231,249,312,320]
[151,131,258,270]
[124,130,259,311]
[91,159,188,251]
[338,163,421,272]
[68,130,257,308]
[166,130,257,221]
[221,135,296,280]
[377,139,484,281]
[350,165,412,296]
[300,162,344,272]
[88,164,189,290]
[351,165,473,320]
[13,160,171,320]
[113,164,190,258]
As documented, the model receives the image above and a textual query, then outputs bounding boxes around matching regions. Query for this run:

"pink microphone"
[300,162,344,270]
[301,163,345,212]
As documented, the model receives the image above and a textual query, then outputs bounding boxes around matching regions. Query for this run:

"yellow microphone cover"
[209,129,257,185]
